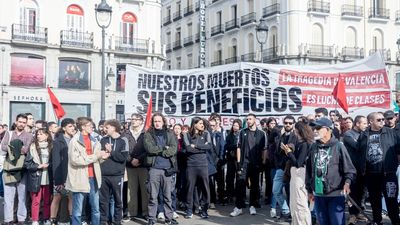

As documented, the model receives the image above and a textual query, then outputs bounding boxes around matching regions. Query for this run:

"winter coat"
[25,144,53,193]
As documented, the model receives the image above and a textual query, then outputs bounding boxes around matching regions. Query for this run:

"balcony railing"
[241,12,257,26]
[263,3,280,18]
[307,44,333,57]
[183,36,194,46]
[184,5,194,16]
[308,1,330,14]
[369,8,390,19]
[241,52,256,62]
[396,10,400,22]
[211,60,223,67]
[115,37,149,53]
[173,10,182,21]
[195,32,200,42]
[60,30,93,49]
[173,40,182,50]
[341,5,363,17]
[11,24,48,44]
[225,19,240,31]
[163,15,172,26]
[166,43,172,53]
[342,47,364,59]
[369,49,391,61]
[211,24,224,36]
[225,57,239,64]
[263,46,279,61]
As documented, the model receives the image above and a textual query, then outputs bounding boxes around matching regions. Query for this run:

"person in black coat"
[50,118,76,224]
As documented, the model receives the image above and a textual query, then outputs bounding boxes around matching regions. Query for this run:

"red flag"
[332,76,349,113]
[47,87,65,119]
[144,95,153,131]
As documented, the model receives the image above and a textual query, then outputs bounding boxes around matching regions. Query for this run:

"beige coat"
[65,132,103,193]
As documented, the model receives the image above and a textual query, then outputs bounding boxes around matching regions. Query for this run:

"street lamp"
[256,18,269,63]
[95,0,112,120]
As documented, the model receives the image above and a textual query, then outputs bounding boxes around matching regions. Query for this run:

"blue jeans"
[272,169,289,214]
[72,178,100,225]
[314,196,346,225]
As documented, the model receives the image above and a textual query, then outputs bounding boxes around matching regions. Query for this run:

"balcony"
[211,60,223,67]
[195,33,200,42]
[342,47,364,60]
[341,5,363,18]
[396,10,400,23]
[308,1,330,14]
[263,3,280,18]
[11,24,48,45]
[173,10,182,21]
[241,12,257,26]
[173,40,182,50]
[211,24,224,36]
[60,30,93,49]
[184,5,194,16]
[369,49,391,61]
[115,37,149,54]
[307,44,333,57]
[369,8,390,20]
[166,43,172,53]
[183,36,194,46]
[163,15,172,26]
[225,19,240,32]
[241,52,256,62]
[263,46,279,61]
[195,1,200,11]
[225,57,239,64]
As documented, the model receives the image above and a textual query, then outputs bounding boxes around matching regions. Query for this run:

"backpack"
[3,131,26,184]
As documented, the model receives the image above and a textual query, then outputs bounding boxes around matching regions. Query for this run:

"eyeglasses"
[284,122,293,125]
[376,118,385,122]
[131,118,142,121]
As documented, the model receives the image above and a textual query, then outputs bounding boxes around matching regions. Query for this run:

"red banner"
[279,68,389,89]
[302,90,390,109]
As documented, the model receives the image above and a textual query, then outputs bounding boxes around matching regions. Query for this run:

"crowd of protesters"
[0,107,400,225]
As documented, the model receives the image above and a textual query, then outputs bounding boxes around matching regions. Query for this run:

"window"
[59,60,89,89]
[396,72,400,91]
[176,28,181,41]
[176,57,182,69]
[20,0,39,33]
[248,0,254,13]
[187,54,193,68]
[116,64,126,92]
[167,7,171,17]
[116,105,125,122]
[187,23,193,36]
[61,103,91,119]
[176,2,181,12]
[231,5,237,19]
[11,54,45,87]
[10,102,45,125]
[346,27,357,47]
[231,38,237,57]
[312,24,323,45]
[121,12,137,45]
[216,11,222,25]
[372,29,383,50]
[248,33,254,53]
[67,4,84,32]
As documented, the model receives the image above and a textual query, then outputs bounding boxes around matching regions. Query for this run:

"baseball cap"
[310,117,333,129]
[383,110,395,119]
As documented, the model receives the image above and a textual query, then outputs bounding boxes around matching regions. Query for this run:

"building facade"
[0,0,164,125]
[161,0,400,93]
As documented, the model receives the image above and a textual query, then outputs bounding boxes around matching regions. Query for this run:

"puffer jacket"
[25,144,53,193]
[65,132,103,193]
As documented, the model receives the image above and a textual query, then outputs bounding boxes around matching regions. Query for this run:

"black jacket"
[274,131,298,170]
[306,137,356,197]
[122,129,147,168]
[343,129,362,172]
[100,136,129,176]
[52,134,69,186]
[238,128,266,166]
[25,149,53,193]
[357,127,399,174]
[183,131,212,167]
[224,131,239,161]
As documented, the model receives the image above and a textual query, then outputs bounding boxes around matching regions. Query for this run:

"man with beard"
[1,114,33,224]
[343,115,368,224]
[230,114,267,217]
[25,113,35,134]
[357,112,400,225]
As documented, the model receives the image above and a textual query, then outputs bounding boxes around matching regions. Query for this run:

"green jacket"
[143,130,177,169]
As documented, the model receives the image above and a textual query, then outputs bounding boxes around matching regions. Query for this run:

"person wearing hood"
[306,117,356,225]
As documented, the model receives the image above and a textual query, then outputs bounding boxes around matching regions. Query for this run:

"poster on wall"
[59,60,89,89]
[125,53,391,128]
[10,55,45,87]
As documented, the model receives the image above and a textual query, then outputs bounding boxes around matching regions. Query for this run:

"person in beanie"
[306,117,356,225]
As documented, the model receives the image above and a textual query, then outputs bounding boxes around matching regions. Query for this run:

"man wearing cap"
[357,112,400,225]
[306,117,356,225]
[384,110,397,129]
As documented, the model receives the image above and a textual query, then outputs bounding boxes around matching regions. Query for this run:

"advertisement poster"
[11,55,45,87]
[59,60,89,89]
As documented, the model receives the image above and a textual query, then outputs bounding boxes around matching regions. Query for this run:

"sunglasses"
[314,126,324,130]
[284,122,294,125]
[376,118,385,122]
[385,117,394,120]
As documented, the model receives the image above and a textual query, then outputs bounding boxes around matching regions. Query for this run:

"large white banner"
[125,54,391,126]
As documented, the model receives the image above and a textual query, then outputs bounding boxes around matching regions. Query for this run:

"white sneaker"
[209,203,216,209]
[270,208,277,218]
[173,211,179,219]
[230,207,243,217]
[157,212,165,220]
[32,221,39,225]
[249,206,256,215]
[44,220,51,225]
[82,221,88,225]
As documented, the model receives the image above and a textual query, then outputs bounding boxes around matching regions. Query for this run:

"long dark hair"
[189,117,204,136]
[231,119,242,133]
[148,112,168,132]
[294,121,314,144]
[34,128,53,155]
